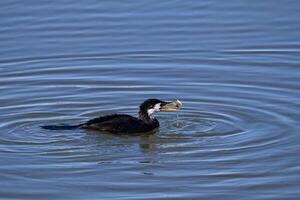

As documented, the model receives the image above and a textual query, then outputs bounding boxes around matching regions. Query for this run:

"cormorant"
[42,99,182,134]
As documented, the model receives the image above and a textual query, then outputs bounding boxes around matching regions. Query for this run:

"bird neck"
[139,110,155,124]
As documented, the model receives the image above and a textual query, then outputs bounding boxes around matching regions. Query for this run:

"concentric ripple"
[1,0,300,198]
[1,54,300,199]
[158,82,298,155]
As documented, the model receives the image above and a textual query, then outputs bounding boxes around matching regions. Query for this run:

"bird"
[41,99,182,134]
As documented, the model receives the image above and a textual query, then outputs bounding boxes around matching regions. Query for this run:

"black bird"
[42,99,182,134]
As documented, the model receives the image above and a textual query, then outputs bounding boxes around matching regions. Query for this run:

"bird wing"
[84,114,134,126]
[81,114,143,133]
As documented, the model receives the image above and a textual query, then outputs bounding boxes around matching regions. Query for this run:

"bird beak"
[159,100,182,111]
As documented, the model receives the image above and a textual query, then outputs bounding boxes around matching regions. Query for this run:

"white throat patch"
[147,103,161,118]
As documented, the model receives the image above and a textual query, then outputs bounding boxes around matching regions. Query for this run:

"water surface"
[1,1,300,199]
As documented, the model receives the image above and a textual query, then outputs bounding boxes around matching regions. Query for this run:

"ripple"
[1,1,300,198]
[150,80,299,162]
[1,68,298,200]
[0,52,299,200]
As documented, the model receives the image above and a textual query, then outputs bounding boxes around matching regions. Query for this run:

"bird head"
[139,99,182,118]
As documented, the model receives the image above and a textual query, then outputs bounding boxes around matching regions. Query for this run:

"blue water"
[1,1,300,199]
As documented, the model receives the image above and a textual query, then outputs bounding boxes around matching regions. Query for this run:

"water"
[1,1,300,199]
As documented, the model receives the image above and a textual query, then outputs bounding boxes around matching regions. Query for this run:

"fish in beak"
[160,100,182,111]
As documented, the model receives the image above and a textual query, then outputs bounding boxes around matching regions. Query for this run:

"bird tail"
[41,124,82,130]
